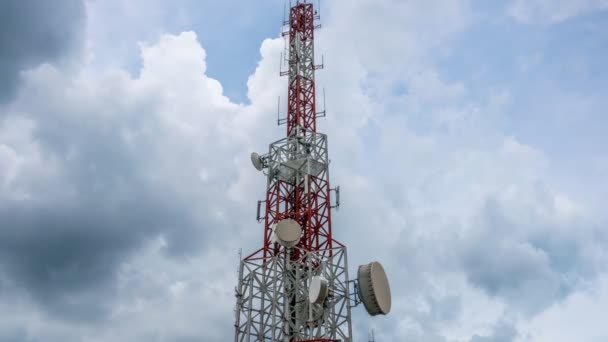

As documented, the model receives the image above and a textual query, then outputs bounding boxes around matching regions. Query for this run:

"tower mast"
[234,1,391,341]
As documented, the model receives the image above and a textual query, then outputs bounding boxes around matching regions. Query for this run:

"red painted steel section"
[245,2,337,262]
[287,3,317,137]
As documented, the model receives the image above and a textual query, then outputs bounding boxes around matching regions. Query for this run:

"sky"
[0,0,607,341]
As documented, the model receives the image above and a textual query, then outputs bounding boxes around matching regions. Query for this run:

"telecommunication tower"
[234,1,392,341]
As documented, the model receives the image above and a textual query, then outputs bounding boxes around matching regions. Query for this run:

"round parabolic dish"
[275,219,302,248]
[250,152,263,171]
[357,261,391,316]
[309,276,329,304]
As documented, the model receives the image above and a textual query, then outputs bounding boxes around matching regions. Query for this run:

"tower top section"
[282,1,322,137]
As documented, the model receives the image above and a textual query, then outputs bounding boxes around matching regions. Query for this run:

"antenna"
[274,219,302,247]
[283,1,287,26]
[316,88,327,118]
[330,186,340,209]
[358,262,392,316]
[277,96,281,125]
[315,0,322,20]
[277,97,287,125]
[309,275,329,304]
[250,152,265,171]
[236,248,242,274]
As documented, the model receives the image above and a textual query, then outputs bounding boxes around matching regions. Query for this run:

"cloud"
[470,320,518,342]
[0,0,85,104]
[459,182,605,315]
[0,31,251,322]
[515,275,608,342]
[508,0,608,23]
[358,127,606,338]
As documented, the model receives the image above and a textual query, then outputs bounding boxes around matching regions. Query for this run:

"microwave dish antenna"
[358,261,392,316]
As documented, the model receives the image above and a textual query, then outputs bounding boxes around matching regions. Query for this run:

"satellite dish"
[274,219,302,248]
[357,261,391,316]
[250,152,264,171]
[309,276,329,304]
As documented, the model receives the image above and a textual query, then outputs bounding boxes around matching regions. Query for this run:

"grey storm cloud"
[0,328,29,342]
[0,51,238,322]
[0,187,200,320]
[459,187,607,315]
[0,0,85,104]
[0,138,218,319]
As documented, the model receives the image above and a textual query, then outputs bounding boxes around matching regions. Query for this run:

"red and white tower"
[234,2,391,341]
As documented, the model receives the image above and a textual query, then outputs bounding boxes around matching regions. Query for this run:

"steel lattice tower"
[234,1,352,341]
